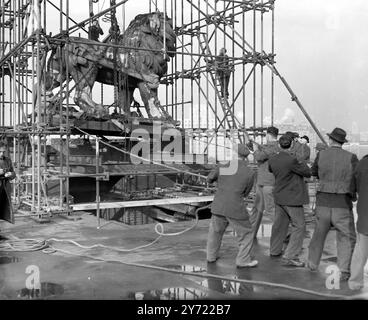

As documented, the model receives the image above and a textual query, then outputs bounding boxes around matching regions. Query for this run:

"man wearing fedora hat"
[206,144,258,268]
[307,127,358,281]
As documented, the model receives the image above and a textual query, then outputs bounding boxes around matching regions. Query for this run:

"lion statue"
[41,12,176,122]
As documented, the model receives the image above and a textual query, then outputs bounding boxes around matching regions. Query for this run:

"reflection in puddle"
[128,287,208,300]
[0,256,21,265]
[163,265,206,273]
[127,274,317,300]
[127,274,259,300]
[17,282,64,299]
[199,275,257,298]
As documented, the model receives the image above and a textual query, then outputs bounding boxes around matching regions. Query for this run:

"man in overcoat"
[349,154,368,290]
[268,135,311,267]
[206,144,258,268]
[0,143,16,225]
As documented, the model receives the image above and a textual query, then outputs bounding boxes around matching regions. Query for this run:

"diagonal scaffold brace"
[187,0,328,145]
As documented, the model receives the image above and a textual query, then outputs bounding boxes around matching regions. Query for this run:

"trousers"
[250,185,275,238]
[270,205,306,259]
[308,206,356,273]
[207,214,254,266]
[349,233,368,289]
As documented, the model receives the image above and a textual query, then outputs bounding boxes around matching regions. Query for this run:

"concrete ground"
[0,212,367,300]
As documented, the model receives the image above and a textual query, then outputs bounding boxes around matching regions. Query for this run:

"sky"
[20,0,368,134]
[274,0,368,133]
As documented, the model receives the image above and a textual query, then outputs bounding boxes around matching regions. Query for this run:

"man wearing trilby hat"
[307,127,359,282]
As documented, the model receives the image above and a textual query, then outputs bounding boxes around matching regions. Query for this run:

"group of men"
[206,126,368,290]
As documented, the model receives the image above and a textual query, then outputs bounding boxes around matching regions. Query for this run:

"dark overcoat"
[268,151,311,206]
[207,160,256,220]
[0,156,16,223]
[352,155,368,235]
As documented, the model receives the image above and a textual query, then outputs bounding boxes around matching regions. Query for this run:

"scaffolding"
[0,0,325,220]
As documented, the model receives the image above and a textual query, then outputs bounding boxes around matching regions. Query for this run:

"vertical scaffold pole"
[59,0,64,210]
[96,136,101,228]
[65,0,70,214]
[252,0,256,141]
[36,0,41,214]
[261,0,264,143]
[271,0,275,126]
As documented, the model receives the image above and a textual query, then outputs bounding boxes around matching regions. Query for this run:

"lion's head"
[123,12,176,57]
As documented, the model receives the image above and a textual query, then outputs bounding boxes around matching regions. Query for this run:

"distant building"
[344,142,368,159]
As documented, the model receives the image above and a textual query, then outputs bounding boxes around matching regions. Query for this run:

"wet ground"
[0,212,367,300]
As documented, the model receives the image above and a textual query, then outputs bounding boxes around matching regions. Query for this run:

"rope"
[75,127,208,180]
[0,204,205,253]
[42,210,199,253]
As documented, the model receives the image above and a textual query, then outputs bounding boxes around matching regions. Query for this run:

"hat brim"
[327,133,348,144]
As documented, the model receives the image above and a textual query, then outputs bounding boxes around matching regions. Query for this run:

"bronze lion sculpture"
[42,12,176,121]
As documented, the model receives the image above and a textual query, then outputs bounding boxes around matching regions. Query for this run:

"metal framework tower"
[0,0,325,219]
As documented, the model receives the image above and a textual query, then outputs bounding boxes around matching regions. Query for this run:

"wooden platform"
[71,195,214,211]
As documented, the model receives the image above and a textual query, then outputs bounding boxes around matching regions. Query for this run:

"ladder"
[197,32,245,144]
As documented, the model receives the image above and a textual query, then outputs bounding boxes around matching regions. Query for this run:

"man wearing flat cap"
[268,134,311,267]
[307,127,358,282]
[249,126,280,239]
[206,144,258,268]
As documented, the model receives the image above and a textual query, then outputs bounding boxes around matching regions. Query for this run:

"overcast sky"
[40,0,368,133]
[275,0,368,133]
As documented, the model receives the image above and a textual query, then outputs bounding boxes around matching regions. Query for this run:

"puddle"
[163,264,206,273]
[200,277,256,297]
[126,274,326,300]
[0,256,21,265]
[17,282,64,299]
[198,276,324,299]
[127,287,208,300]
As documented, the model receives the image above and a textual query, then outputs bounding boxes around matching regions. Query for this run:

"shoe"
[282,258,305,267]
[305,261,318,272]
[236,260,258,268]
[348,281,363,290]
[207,257,219,263]
[270,253,282,258]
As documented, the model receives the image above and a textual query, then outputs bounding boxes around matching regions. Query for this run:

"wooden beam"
[71,196,214,211]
